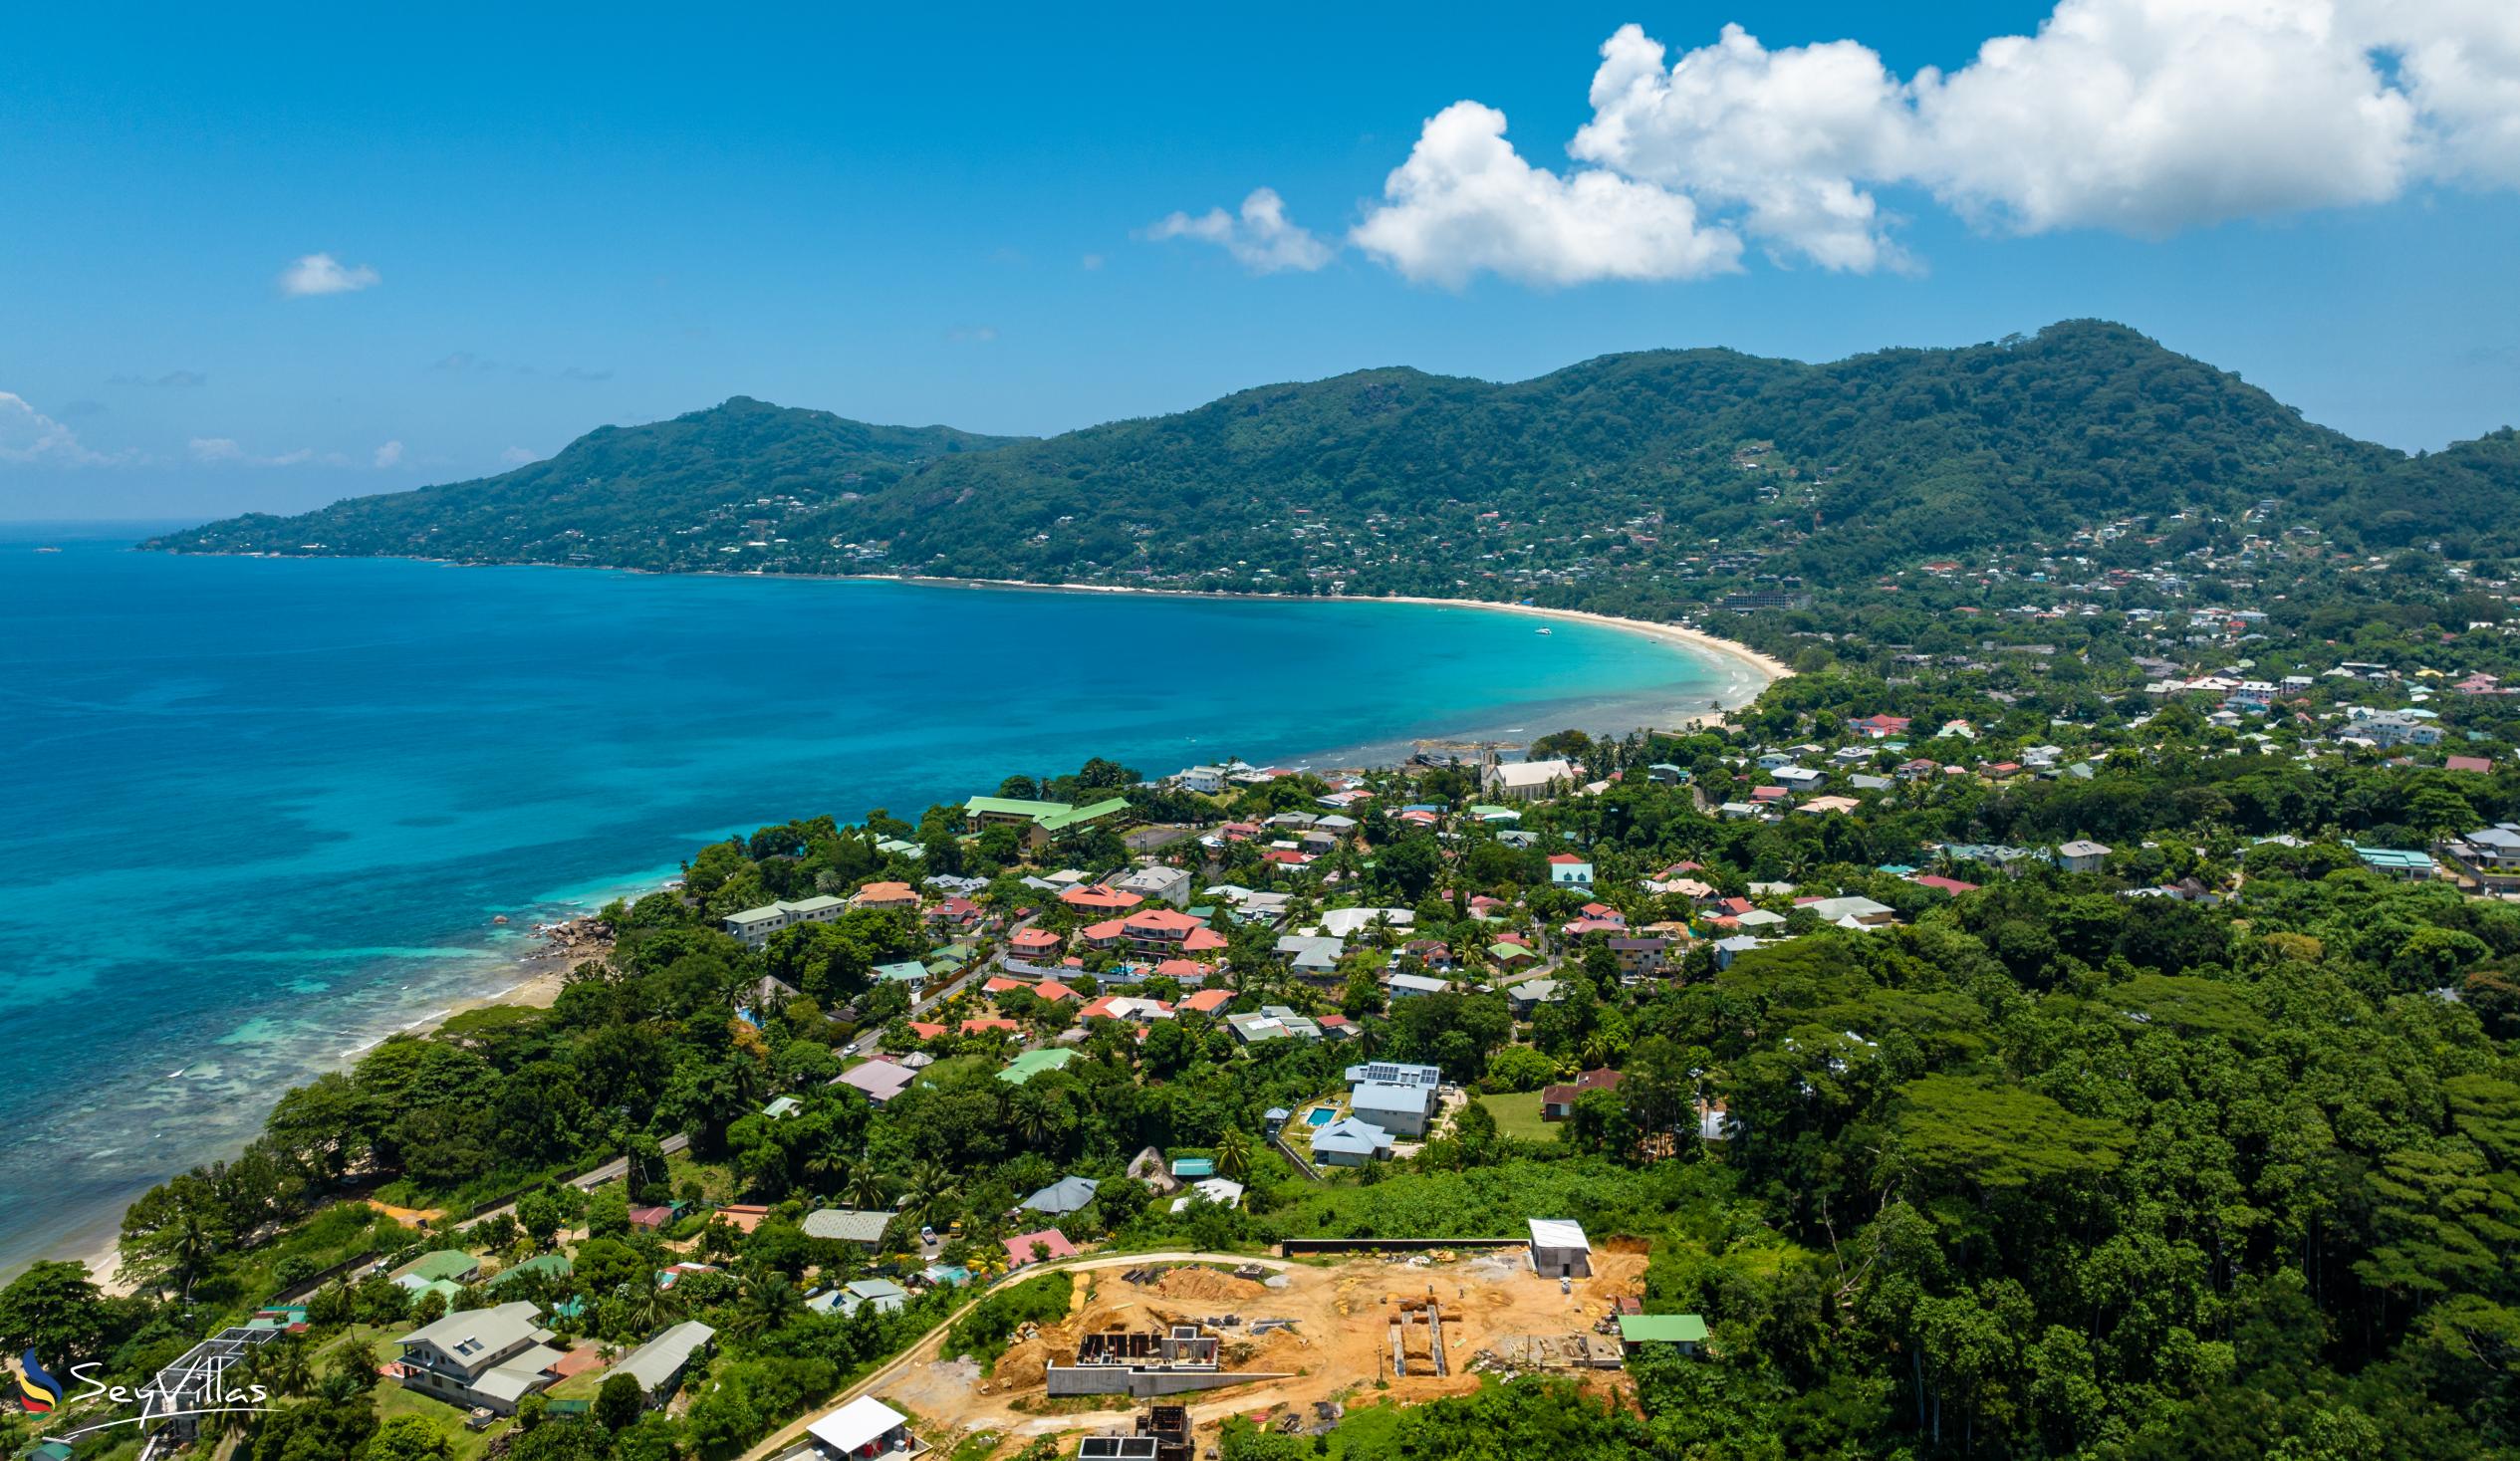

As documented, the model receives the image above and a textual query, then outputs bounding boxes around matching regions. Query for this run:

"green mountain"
[147,321,2519,600]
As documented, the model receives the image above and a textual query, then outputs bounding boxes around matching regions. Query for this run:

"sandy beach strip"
[874,575,1792,706]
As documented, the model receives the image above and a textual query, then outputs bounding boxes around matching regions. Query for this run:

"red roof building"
[1061,883,1145,915]
[1005,1228,1078,1266]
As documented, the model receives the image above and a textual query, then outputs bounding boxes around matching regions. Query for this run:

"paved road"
[736,1249,1292,1461]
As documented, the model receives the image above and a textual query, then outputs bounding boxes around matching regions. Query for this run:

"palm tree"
[257,1336,316,1399]
[1008,1086,1061,1148]
[617,1277,677,1335]
[1213,1127,1256,1183]
[842,1161,890,1212]
[902,1159,961,1228]
[727,1273,802,1341]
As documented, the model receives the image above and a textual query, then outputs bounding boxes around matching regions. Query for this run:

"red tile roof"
[1061,883,1145,913]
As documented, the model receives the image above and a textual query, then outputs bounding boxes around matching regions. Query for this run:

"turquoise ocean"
[0,525,1748,1277]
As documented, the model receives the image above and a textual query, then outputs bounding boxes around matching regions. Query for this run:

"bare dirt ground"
[880,1246,1648,1457]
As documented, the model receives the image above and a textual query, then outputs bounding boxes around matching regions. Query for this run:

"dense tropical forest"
[144,322,2520,603]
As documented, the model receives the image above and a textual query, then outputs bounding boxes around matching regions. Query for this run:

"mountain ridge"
[147,321,2520,604]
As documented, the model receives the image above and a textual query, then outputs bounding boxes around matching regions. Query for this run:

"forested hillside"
[149,322,2520,601]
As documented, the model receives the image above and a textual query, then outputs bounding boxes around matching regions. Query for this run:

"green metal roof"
[998,1048,1078,1085]
[1037,796,1131,832]
[399,1249,479,1283]
[964,795,1074,818]
[488,1252,573,1285]
[1619,1314,1709,1343]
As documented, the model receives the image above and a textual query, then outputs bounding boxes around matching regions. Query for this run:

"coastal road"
[734,1249,1293,1461]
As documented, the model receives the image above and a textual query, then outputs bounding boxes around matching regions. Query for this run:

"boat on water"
[1534,627,1552,635]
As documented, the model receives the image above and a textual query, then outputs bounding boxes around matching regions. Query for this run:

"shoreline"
[55,915,612,1299]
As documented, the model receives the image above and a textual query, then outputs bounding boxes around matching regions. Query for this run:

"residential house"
[1310,1115,1394,1166]
[1607,937,1668,977]
[801,1209,892,1249]
[1541,1069,1622,1120]
[723,895,848,948]
[2055,840,2113,874]
[395,1301,565,1416]
[837,1060,916,1105]
[1021,1175,1102,1217]
[2355,846,2438,880]
[1795,894,1897,928]
[1547,853,1595,886]
[852,881,918,911]
[1275,934,1346,977]
[614,1321,714,1410]
[1005,1228,1079,1267]
[1349,1069,1441,1138]
[1114,864,1193,906]
[1226,1007,1323,1044]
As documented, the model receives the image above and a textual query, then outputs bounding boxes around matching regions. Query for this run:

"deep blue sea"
[0,525,1746,1277]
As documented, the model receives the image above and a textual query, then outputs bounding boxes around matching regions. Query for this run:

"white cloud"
[0,391,128,466]
[189,437,334,467]
[499,446,539,465]
[373,440,403,469]
[1178,2,2520,287]
[1148,187,1335,273]
[278,252,380,297]
[1353,102,1743,287]
[1909,1,2416,237]
[1081,252,1105,271]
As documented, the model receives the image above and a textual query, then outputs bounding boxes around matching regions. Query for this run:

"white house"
[2055,840,2112,874]
[722,894,849,948]
[395,1302,565,1416]
[1485,759,1581,803]
[1310,1115,1394,1166]
[1114,864,1193,906]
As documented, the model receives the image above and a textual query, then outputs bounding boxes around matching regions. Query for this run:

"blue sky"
[4,1,2517,520]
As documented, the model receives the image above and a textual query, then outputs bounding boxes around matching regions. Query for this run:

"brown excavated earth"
[889,1250,1648,1458]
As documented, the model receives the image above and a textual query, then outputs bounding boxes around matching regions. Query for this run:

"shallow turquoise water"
[0,528,1741,1275]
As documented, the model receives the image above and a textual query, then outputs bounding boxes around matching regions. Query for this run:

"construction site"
[870,1239,1650,1457]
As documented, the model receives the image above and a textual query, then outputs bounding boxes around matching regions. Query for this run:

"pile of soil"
[1156,1268,1269,1303]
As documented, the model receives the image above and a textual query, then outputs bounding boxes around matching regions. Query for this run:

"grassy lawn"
[1477,1090,1554,1142]
[377,1379,506,1461]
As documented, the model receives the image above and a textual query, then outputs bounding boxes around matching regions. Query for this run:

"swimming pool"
[1306,1107,1337,1127]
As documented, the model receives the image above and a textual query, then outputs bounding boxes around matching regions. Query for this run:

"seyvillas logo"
[17,1349,63,1413]
[21,1333,278,1439]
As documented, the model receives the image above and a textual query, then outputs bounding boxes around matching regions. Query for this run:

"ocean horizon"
[0,529,1748,1279]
